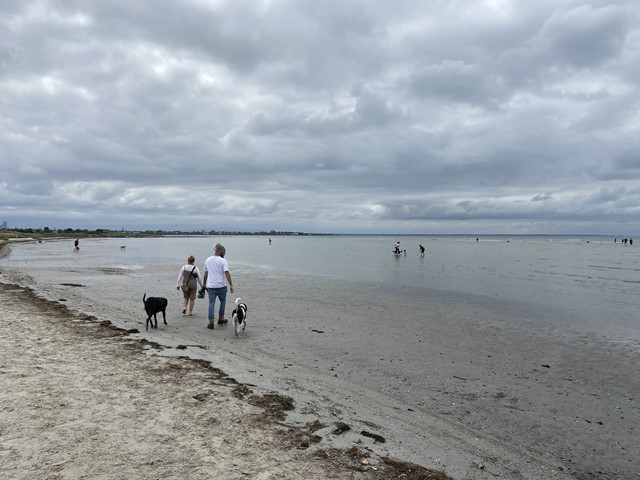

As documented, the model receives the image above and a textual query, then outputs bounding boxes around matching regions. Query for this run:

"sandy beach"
[1,239,638,479]
[0,278,455,479]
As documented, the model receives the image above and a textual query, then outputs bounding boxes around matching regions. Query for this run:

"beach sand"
[0,280,455,480]
[1,239,638,479]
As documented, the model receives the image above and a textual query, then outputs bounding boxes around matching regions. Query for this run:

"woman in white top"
[176,255,204,316]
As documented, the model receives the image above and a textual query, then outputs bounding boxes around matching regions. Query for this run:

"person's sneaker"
[217,316,228,325]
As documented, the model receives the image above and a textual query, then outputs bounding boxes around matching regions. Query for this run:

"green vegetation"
[0,228,154,241]
[0,228,316,242]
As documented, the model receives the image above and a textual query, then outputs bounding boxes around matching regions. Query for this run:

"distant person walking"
[177,255,203,316]
[73,239,79,251]
[419,244,425,256]
[394,241,401,254]
[202,243,235,329]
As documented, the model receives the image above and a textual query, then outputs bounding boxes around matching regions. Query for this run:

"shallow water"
[10,234,638,342]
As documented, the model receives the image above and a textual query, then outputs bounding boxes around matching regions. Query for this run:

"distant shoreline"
[0,230,329,241]
[1,229,625,241]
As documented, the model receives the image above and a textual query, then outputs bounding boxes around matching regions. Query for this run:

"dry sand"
[0,280,453,480]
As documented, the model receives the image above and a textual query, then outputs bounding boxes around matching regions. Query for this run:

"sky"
[1,1,639,235]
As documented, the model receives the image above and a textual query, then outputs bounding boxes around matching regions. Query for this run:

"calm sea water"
[6,234,640,342]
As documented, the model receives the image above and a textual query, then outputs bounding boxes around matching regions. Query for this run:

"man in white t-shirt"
[202,243,235,329]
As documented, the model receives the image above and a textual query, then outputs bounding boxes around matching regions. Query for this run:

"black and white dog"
[232,297,248,337]
[143,293,168,330]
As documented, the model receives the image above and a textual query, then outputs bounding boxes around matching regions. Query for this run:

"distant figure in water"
[73,239,79,251]
[419,244,425,256]
[269,238,272,245]
[394,241,401,254]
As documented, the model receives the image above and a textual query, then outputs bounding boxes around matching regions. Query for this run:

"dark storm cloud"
[1,0,639,234]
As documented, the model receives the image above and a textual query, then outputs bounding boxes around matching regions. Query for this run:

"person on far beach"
[419,244,425,256]
[73,239,79,251]
[394,241,401,254]
[202,243,235,329]
[177,255,203,316]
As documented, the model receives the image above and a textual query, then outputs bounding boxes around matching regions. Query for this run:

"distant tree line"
[1,227,320,241]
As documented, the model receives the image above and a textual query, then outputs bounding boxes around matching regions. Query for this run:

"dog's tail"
[143,293,147,303]
[235,297,242,305]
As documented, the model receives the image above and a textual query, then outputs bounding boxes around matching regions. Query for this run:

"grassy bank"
[0,230,163,242]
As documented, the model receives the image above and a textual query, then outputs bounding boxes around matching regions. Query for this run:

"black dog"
[143,293,168,330]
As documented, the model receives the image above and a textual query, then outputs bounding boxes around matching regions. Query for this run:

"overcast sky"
[1,1,639,234]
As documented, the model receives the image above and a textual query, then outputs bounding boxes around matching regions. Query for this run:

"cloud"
[1,0,639,234]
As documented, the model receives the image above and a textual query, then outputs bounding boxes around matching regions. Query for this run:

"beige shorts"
[182,281,197,300]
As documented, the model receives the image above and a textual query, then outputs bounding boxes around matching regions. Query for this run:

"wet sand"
[1,239,638,479]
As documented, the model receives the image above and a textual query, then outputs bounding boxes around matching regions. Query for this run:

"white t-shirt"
[203,255,229,288]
